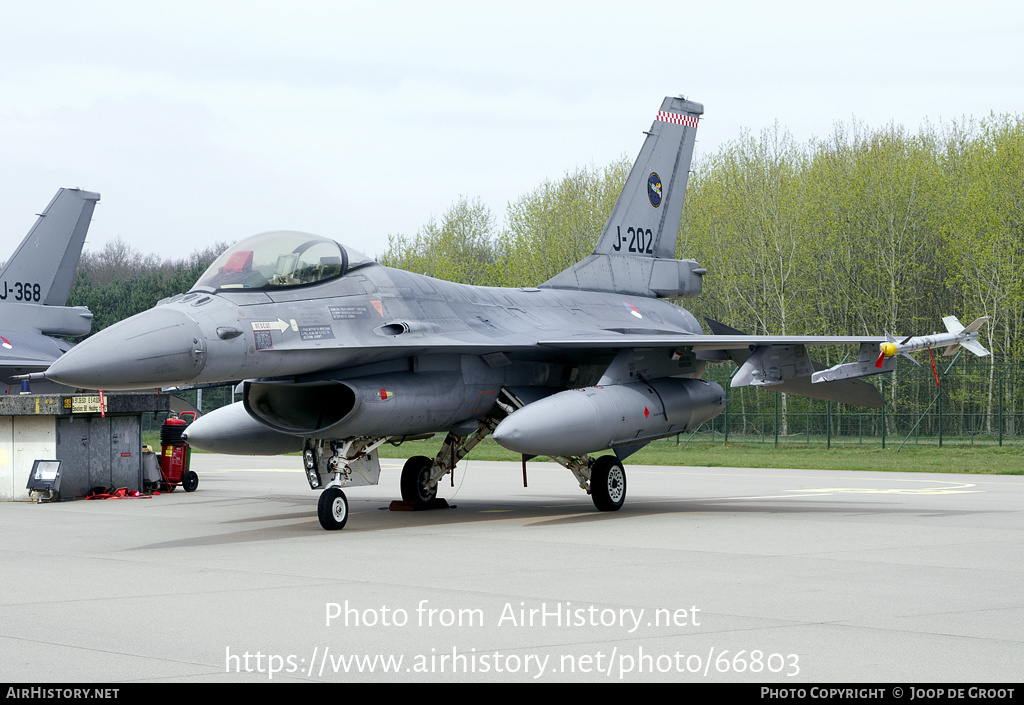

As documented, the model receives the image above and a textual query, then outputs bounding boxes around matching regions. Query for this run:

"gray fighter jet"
[41,97,912,530]
[1,188,99,394]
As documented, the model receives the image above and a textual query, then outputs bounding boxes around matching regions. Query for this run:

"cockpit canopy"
[194,231,375,291]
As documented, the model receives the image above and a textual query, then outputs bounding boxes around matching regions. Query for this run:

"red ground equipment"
[158,413,198,492]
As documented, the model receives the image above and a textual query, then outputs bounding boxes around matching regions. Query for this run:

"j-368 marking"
[0,281,42,301]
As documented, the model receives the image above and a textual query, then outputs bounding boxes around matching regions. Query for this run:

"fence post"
[826,400,831,450]
[774,391,779,448]
[880,377,886,449]
[724,390,729,446]
[938,352,962,448]
[999,372,1003,447]
[724,367,738,447]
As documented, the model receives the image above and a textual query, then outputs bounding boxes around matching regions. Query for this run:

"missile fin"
[962,316,990,335]
[942,316,965,335]
[941,343,962,357]
[959,339,991,358]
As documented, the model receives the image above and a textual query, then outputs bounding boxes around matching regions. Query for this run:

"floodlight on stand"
[26,460,63,502]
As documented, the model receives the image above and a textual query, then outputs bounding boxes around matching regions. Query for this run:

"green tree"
[940,113,1024,430]
[380,196,497,285]
[68,238,227,334]
[494,159,630,287]
[685,124,814,336]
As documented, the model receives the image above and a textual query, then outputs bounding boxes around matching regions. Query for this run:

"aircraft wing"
[541,324,889,409]
[0,332,69,387]
[0,354,60,369]
[539,333,887,349]
[0,333,68,367]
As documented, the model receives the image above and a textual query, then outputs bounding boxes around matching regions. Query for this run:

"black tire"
[182,471,199,492]
[400,456,436,504]
[318,487,349,530]
[591,456,626,511]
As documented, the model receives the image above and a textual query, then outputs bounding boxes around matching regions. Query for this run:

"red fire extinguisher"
[158,415,198,492]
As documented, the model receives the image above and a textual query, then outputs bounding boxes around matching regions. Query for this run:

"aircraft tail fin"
[540,96,706,299]
[0,188,100,306]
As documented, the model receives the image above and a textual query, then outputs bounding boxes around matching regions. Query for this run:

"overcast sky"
[2,0,1022,264]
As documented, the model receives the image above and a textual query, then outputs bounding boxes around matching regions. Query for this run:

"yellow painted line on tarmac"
[788,481,979,495]
[703,480,981,502]
[206,462,408,473]
[202,468,302,473]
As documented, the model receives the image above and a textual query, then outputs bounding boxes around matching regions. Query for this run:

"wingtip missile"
[813,315,991,384]
[882,315,991,361]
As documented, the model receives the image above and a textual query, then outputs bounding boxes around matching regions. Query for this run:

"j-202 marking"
[611,226,654,254]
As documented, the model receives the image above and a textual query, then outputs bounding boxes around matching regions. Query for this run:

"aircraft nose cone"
[46,307,207,390]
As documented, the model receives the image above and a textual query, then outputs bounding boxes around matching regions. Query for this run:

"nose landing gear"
[318,487,349,530]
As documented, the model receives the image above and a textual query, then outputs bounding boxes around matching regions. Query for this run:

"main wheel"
[591,456,626,511]
[400,456,436,504]
[182,470,199,492]
[318,487,349,530]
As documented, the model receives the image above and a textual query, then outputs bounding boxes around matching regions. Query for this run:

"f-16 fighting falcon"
[34,97,988,530]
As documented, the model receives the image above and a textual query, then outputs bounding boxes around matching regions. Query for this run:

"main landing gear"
[544,453,627,513]
[589,455,627,511]
[303,391,629,531]
[493,389,627,513]
[400,456,436,504]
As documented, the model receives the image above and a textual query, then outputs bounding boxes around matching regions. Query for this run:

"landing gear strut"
[303,388,632,530]
[305,437,386,530]
[543,452,627,512]
[497,389,629,512]
[395,417,504,508]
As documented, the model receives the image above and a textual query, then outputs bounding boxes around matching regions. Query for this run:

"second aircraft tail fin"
[0,188,100,306]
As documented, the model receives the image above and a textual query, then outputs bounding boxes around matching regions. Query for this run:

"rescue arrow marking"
[250,319,290,333]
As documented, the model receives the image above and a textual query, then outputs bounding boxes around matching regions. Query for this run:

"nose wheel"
[318,487,349,530]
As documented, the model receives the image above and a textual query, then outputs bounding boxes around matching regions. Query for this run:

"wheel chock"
[388,498,451,511]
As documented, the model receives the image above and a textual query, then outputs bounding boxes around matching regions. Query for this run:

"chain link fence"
[690,359,1023,448]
